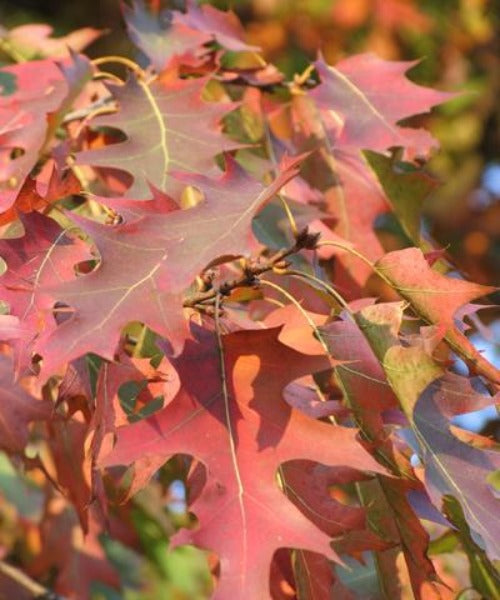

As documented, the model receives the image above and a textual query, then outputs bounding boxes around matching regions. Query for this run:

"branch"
[183,227,320,313]
[0,559,67,600]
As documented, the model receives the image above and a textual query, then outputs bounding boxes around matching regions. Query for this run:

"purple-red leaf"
[123,0,212,71]
[414,372,500,559]
[311,53,454,155]
[76,75,238,199]
[0,355,52,453]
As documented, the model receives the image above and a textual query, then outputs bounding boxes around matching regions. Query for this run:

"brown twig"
[0,559,66,599]
[183,227,320,312]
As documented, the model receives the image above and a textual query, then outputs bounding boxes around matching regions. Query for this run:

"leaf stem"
[92,55,148,80]
[279,195,298,236]
[260,278,331,357]
[283,268,350,311]
[92,71,124,84]
[317,239,393,285]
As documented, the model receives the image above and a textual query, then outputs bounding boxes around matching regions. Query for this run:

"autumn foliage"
[0,1,498,599]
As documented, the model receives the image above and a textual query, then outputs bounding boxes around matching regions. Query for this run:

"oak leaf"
[0,53,92,220]
[75,74,238,199]
[0,355,52,453]
[0,212,91,372]
[101,327,385,599]
[123,0,212,71]
[310,53,454,156]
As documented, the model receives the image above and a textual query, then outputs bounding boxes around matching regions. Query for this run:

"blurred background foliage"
[0,1,498,598]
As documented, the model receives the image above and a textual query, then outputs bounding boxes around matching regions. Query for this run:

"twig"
[183,227,320,312]
[0,559,66,600]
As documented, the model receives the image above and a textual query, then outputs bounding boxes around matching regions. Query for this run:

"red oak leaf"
[270,550,296,599]
[0,212,91,372]
[359,477,453,599]
[87,354,179,471]
[0,53,92,220]
[357,302,500,565]
[319,311,449,596]
[46,413,93,532]
[310,53,454,156]
[321,150,388,292]
[0,354,52,453]
[294,551,337,600]
[381,341,500,563]
[176,0,259,53]
[320,312,406,473]
[123,0,258,73]
[287,97,389,293]
[413,372,500,560]
[0,157,81,225]
[0,61,67,214]
[123,0,213,71]
[75,74,239,199]
[101,327,385,599]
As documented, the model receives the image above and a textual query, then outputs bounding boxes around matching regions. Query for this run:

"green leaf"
[0,70,17,96]
[364,149,438,245]
[443,496,500,600]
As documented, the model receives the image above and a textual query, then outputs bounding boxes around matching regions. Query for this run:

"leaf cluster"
[0,2,498,599]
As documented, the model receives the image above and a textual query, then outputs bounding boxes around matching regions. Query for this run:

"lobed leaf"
[101,327,385,598]
[75,74,239,199]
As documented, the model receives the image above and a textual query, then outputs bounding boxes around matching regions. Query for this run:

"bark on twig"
[0,559,66,600]
[183,227,320,313]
